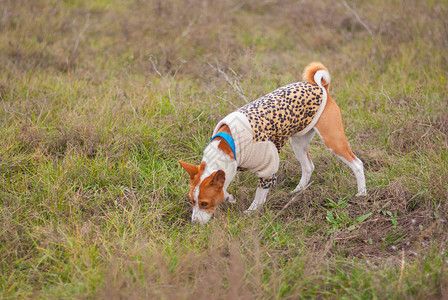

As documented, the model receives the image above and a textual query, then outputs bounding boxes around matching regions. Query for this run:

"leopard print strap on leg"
[258,175,278,189]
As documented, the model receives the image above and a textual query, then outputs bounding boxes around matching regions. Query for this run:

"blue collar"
[210,132,236,161]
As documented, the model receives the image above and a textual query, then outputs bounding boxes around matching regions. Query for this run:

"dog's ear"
[209,170,225,188]
[179,161,205,179]
[179,160,199,179]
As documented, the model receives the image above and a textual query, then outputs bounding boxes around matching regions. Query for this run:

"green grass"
[1,0,448,298]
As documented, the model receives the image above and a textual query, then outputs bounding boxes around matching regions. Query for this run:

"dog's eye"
[200,202,208,207]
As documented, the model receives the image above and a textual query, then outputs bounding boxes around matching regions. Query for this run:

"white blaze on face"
[192,204,212,224]
[191,184,212,224]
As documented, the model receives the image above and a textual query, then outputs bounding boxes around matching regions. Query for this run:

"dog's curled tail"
[302,62,331,89]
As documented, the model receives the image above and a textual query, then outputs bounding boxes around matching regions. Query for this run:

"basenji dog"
[180,62,366,224]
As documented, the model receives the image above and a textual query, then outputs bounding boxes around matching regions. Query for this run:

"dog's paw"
[226,194,236,203]
[356,190,367,197]
[291,184,306,194]
[291,181,314,194]
[243,209,254,215]
[291,188,300,195]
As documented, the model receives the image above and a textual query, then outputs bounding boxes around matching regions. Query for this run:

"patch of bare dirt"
[248,178,448,261]
[330,179,445,260]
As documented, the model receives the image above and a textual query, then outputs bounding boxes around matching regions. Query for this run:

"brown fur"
[216,125,235,159]
[178,161,226,212]
[197,170,225,213]
[302,62,355,162]
[179,161,205,204]
[315,94,356,163]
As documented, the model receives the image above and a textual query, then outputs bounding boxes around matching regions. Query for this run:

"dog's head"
[179,161,226,224]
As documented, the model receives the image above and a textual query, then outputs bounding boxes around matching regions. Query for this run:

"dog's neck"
[200,140,238,192]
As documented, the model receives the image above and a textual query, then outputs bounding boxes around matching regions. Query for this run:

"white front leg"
[225,191,236,203]
[245,188,270,213]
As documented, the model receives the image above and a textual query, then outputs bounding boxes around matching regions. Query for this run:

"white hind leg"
[315,97,367,196]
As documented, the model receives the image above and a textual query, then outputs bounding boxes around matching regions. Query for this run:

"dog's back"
[239,81,325,151]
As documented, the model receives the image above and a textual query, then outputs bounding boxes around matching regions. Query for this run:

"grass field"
[1,0,447,298]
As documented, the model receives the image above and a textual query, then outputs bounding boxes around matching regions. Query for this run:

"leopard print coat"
[239,81,325,188]
[240,81,323,152]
